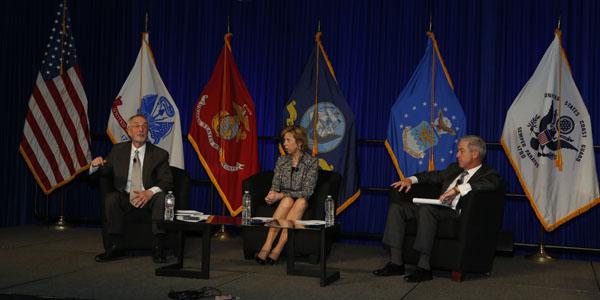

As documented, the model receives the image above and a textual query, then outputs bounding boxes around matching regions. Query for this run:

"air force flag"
[501,29,600,231]
[385,32,466,179]
[107,32,184,170]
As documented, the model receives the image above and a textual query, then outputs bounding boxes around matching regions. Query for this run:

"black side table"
[267,220,340,287]
[155,216,239,279]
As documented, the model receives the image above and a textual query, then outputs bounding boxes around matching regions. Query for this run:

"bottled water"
[164,191,175,221]
[242,190,251,224]
[325,195,334,226]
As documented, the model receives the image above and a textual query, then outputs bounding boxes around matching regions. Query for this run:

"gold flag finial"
[145,12,149,32]
[429,13,432,32]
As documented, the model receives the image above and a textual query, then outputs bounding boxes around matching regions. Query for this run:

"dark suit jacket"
[414,163,503,197]
[96,142,173,194]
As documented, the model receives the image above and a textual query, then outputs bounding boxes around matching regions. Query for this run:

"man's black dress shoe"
[95,244,122,262]
[152,246,167,264]
[373,262,405,276]
[404,267,433,282]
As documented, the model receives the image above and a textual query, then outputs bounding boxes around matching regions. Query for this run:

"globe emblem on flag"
[212,111,239,140]
[138,94,175,144]
[210,102,250,142]
[300,102,345,153]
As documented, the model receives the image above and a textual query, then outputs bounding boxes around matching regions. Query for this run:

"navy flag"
[283,31,360,214]
[385,31,466,179]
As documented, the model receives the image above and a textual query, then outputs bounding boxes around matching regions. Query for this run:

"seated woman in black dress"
[255,125,319,264]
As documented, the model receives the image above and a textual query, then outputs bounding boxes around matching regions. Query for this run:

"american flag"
[19,2,91,194]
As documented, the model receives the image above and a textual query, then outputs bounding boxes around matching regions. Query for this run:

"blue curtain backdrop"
[2,0,600,254]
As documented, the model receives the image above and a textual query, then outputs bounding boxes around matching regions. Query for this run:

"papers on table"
[175,210,207,222]
[175,210,204,216]
[250,217,273,222]
[412,198,457,210]
[175,214,209,222]
[295,220,326,226]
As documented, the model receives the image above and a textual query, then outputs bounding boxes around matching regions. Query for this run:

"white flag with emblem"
[107,32,184,169]
[501,29,599,231]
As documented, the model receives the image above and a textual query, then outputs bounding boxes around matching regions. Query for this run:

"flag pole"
[213,17,232,240]
[51,0,71,232]
[428,29,436,171]
[429,13,432,32]
[52,190,71,231]
[527,22,562,263]
[311,21,321,156]
[138,14,148,112]
[526,224,555,263]
[554,18,563,171]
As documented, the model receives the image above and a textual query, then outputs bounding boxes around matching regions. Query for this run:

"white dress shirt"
[409,164,482,209]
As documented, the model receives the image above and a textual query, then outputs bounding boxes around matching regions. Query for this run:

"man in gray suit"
[373,135,503,282]
[91,114,173,263]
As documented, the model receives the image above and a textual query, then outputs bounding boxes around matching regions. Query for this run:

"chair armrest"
[388,183,442,205]
[455,186,506,242]
[242,171,274,215]
[170,167,191,210]
[309,170,342,220]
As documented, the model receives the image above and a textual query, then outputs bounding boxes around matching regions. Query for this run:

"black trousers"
[382,190,459,256]
[104,191,166,235]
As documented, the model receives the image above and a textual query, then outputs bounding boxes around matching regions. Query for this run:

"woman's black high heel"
[265,257,279,265]
[266,251,280,265]
[255,250,269,265]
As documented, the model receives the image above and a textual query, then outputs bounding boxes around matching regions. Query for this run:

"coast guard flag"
[283,31,360,214]
[107,32,184,170]
[501,29,600,231]
[188,33,259,216]
[19,1,92,194]
[385,32,466,179]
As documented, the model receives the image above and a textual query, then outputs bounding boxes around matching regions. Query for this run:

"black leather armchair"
[393,182,506,281]
[241,170,341,264]
[99,166,190,251]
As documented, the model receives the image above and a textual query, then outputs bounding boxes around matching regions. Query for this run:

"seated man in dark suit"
[90,114,173,263]
[373,135,503,282]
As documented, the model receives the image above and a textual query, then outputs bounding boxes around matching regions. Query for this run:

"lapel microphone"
[133,157,137,163]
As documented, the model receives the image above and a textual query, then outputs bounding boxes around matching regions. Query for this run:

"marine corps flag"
[385,31,466,179]
[107,32,185,170]
[501,29,600,231]
[283,31,360,214]
[188,33,259,216]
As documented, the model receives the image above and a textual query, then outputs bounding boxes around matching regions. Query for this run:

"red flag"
[188,33,259,216]
[19,2,91,194]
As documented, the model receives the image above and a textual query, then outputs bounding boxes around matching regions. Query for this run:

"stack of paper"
[412,198,457,210]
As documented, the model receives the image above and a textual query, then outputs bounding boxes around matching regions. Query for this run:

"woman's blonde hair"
[281,125,309,152]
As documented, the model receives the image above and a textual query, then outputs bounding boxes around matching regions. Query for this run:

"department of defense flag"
[501,29,600,231]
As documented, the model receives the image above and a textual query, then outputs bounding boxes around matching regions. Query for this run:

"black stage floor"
[1,225,599,300]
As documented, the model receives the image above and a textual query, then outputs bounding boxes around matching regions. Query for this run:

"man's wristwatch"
[453,186,460,194]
